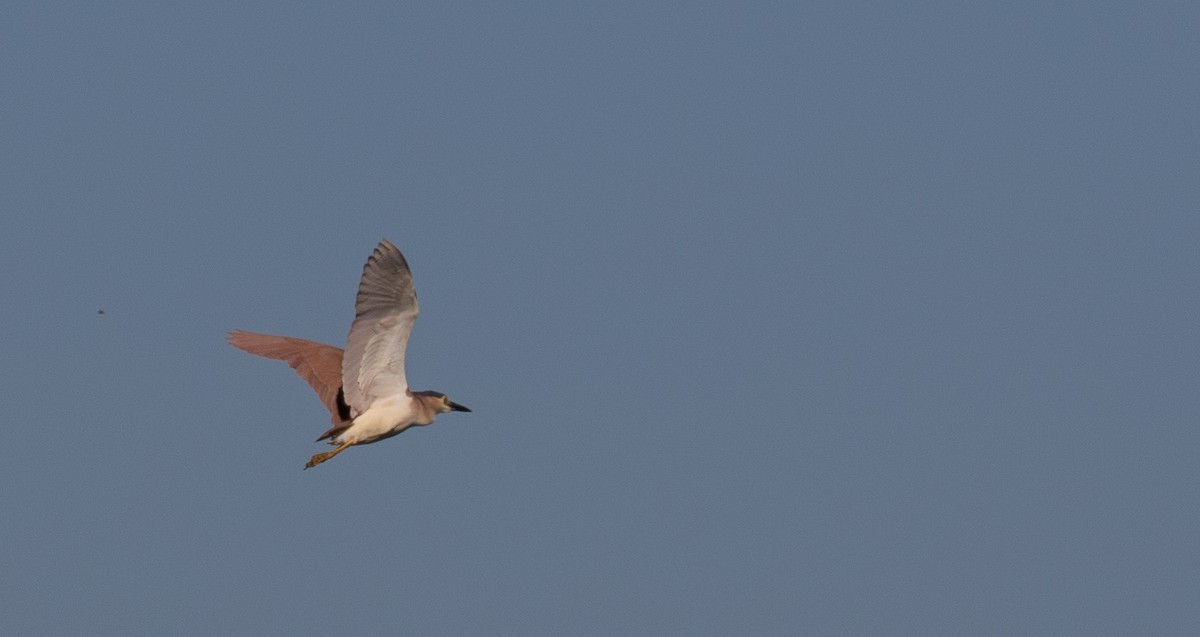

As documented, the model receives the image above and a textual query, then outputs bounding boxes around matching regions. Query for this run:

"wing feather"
[227,329,349,425]
[341,239,419,412]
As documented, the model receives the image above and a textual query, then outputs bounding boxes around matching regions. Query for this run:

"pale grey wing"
[341,239,419,413]
[226,330,349,426]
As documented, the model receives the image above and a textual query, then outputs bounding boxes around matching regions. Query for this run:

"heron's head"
[415,390,471,415]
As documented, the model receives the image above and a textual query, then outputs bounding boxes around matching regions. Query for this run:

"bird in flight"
[228,239,471,469]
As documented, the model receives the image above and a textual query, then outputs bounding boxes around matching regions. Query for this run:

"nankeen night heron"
[229,239,471,469]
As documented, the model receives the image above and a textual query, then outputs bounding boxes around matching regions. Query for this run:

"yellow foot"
[304,439,353,469]
[304,450,337,469]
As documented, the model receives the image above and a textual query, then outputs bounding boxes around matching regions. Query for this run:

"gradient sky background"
[3,3,1199,635]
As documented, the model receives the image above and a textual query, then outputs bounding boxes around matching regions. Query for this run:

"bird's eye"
[443,396,451,405]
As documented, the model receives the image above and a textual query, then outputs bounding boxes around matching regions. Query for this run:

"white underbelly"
[335,396,418,445]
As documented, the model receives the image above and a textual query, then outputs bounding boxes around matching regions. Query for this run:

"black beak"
[449,401,471,413]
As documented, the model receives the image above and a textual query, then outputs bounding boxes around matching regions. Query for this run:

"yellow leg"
[305,438,354,469]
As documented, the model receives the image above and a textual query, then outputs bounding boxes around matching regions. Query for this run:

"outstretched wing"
[227,329,349,425]
[341,239,419,413]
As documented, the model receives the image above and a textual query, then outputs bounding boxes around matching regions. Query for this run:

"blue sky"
[2,2,1198,634]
